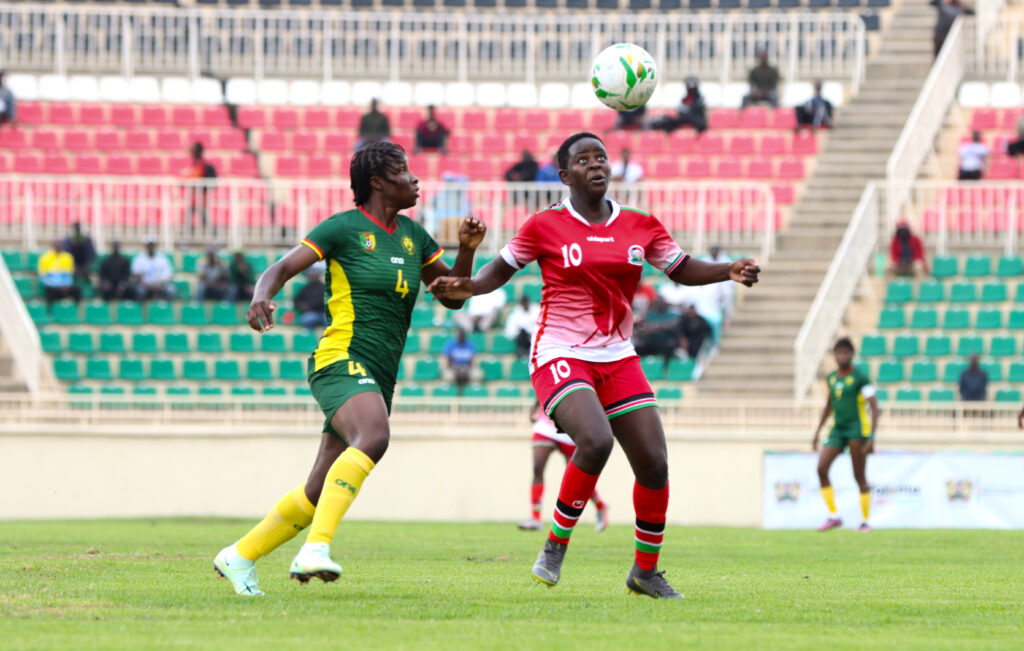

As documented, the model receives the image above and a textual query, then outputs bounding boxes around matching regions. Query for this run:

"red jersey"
[500,196,688,369]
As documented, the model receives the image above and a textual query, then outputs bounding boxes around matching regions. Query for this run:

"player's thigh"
[330,391,392,462]
[609,405,668,489]
[847,437,869,480]
[551,388,615,453]
[817,441,843,476]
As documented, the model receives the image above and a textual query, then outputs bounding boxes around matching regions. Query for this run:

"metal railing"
[0,257,44,394]
[971,7,1024,80]
[0,177,776,260]
[0,6,866,88]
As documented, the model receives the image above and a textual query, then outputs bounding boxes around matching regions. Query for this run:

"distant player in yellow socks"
[213,142,486,595]
[812,337,879,532]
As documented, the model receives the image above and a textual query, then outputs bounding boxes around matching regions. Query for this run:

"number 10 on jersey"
[561,243,582,268]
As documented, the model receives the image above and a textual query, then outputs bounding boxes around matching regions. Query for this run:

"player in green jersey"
[213,142,486,595]
[812,337,879,532]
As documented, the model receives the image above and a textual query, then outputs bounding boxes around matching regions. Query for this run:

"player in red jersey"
[429,132,760,598]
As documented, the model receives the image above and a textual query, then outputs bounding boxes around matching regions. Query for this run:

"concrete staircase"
[0,333,29,393]
[697,0,941,398]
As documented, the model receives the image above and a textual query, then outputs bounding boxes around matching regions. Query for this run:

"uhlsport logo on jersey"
[359,232,376,252]
[402,235,415,255]
[627,245,644,265]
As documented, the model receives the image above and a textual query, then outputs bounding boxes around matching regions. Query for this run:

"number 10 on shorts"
[550,359,571,382]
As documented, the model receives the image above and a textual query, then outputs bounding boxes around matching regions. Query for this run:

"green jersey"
[826,367,874,436]
[301,207,443,387]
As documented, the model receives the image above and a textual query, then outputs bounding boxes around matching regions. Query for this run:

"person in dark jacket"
[98,241,132,301]
[959,354,988,401]
[650,77,707,134]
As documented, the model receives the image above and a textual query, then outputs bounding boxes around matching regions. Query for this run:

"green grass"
[1,521,1022,650]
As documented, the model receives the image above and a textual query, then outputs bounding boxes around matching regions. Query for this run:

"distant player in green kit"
[811,337,879,532]
[212,141,486,595]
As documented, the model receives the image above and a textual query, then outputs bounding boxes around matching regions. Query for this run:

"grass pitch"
[1,520,1022,650]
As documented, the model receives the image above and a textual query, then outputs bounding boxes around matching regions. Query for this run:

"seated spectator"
[612,105,647,131]
[294,269,326,331]
[504,150,539,182]
[131,237,175,302]
[633,297,681,361]
[504,295,540,357]
[413,105,449,154]
[355,98,391,150]
[229,251,256,303]
[680,304,712,360]
[958,131,989,180]
[443,328,477,391]
[650,77,707,134]
[454,288,507,333]
[37,239,80,306]
[98,241,132,301]
[959,354,988,401]
[63,222,95,287]
[196,246,230,301]
[0,69,15,129]
[741,50,780,109]
[536,155,560,182]
[1006,108,1024,157]
[889,221,929,277]
[611,148,644,183]
[795,81,834,132]
[183,142,217,228]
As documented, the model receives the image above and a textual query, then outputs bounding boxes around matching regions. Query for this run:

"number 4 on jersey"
[395,269,409,299]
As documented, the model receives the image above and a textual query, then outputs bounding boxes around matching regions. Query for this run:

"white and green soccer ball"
[590,43,658,111]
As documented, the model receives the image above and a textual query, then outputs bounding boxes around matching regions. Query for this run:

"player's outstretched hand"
[427,276,474,301]
[729,258,761,287]
[246,299,276,333]
[458,216,487,250]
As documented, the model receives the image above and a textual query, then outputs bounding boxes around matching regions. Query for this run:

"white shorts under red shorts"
[531,432,576,458]
[531,355,657,420]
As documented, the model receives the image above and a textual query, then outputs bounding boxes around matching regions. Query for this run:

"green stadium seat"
[131,333,157,354]
[147,301,176,325]
[212,302,241,326]
[479,358,504,382]
[68,384,94,408]
[957,335,984,356]
[399,385,426,401]
[166,385,193,409]
[924,335,951,357]
[215,360,241,381]
[1015,284,1024,303]
[996,255,1023,277]
[428,333,448,355]
[494,385,522,398]
[132,385,160,410]
[293,332,318,353]
[431,384,458,398]
[260,333,286,354]
[410,306,434,328]
[99,385,127,409]
[68,331,95,355]
[996,389,1021,402]
[991,336,1017,357]
[467,332,485,351]
[963,254,991,278]
[173,280,191,299]
[197,332,224,354]
[1009,309,1024,330]
[916,280,944,303]
[413,358,440,382]
[85,357,113,381]
[948,282,976,303]
[84,301,111,326]
[262,386,288,398]
[909,359,937,383]
[27,301,51,326]
[931,255,958,278]
[231,386,257,396]
[657,386,683,401]
[666,358,694,381]
[280,360,306,381]
[295,385,313,397]
[247,359,274,381]
[975,308,1002,330]
[182,359,208,381]
[861,334,887,357]
[182,253,200,274]
[892,335,919,358]
[508,358,530,381]
[26,251,41,270]
[895,388,922,402]
[164,333,190,354]
[981,361,1003,382]
[942,309,969,330]
[40,331,62,354]
[878,307,905,329]
[1009,361,1024,382]
[116,302,143,326]
[942,360,967,383]
[489,335,516,355]
[909,308,935,330]
[522,283,543,303]
[981,282,1007,302]
[641,356,665,381]
[54,358,81,382]
[198,385,225,409]
[2,250,23,271]
[928,388,955,402]
[876,359,904,384]
[181,303,208,326]
[15,276,35,299]
[463,384,489,399]
[247,253,270,274]
[230,333,256,353]
[150,358,177,381]
[875,388,889,402]
[403,335,421,355]
[52,301,80,325]
[119,358,146,382]
[884,280,913,304]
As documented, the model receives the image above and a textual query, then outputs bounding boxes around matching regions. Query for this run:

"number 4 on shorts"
[348,361,367,377]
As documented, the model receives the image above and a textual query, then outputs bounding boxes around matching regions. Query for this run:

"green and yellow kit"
[824,367,875,450]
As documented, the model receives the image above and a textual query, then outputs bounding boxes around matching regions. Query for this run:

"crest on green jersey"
[402,236,415,255]
[359,232,376,251]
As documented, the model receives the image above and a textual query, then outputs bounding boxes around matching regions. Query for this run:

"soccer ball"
[590,43,658,111]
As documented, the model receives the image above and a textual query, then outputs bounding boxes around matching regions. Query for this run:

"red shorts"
[531,356,657,420]
[531,432,576,458]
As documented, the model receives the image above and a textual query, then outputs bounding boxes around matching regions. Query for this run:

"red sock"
[548,461,600,545]
[634,481,669,571]
[590,490,606,511]
[530,482,543,521]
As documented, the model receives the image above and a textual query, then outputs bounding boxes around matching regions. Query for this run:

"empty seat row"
[928,254,1022,279]
[884,279,1024,304]
[54,357,309,383]
[0,152,259,177]
[869,386,1021,403]
[869,357,1024,384]
[877,306,1024,331]
[28,300,248,327]
[862,333,1023,359]
[0,127,247,153]
[18,103,232,128]
[41,330,320,356]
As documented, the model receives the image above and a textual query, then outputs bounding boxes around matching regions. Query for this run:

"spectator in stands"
[413,105,449,155]
[536,154,559,182]
[795,81,834,132]
[453,287,507,333]
[931,0,974,58]
[504,295,540,357]
[131,237,175,302]
[957,131,989,180]
[98,241,132,302]
[229,251,256,303]
[63,222,95,287]
[741,50,780,109]
[505,150,539,182]
[1006,110,1024,157]
[37,239,80,306]
[294,268,326,331]
[889,221,930,277]
[633,297,681,362]
[196,246,230,301]
[702,245,735,324]
[612,105,647,131]
[0,69,15,129]
[680,304,712,360]
[183,142,217,228]
[650,77,707,134]
[611,148,644,183]
[443,328,477,392]
[958,354,988,401]
[356,98,391,150]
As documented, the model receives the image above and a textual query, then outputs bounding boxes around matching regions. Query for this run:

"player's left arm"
[420,216,487,309]
[670,257,760,287]
[865,388,880,454]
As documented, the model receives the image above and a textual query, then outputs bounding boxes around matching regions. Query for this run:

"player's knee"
[576,433,613,466]
[349,426,391,463]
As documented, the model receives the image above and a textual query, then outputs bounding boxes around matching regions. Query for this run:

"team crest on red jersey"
[627,245,644,266]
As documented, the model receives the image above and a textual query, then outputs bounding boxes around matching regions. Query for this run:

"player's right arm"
[426,257,517,301]
[812,394,832,452]
[246,244,319,333]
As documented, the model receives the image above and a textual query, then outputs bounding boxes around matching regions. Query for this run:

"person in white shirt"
[453,286,507,332]
[610,148,644,184]
[958,130,989,180]
[503,295,541,356]
[701,245,735,324]
[131,237,175,301]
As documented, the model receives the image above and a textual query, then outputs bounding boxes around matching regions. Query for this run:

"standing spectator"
[183,142,217,229]
[741,50,780,109]
[442,328,477,392]
[958,131,989,180]
[795,81,834,132]
[355,98,390,150]
[413,105,449,154]
[931,0,974,57]
[701,245,735,324]
[505,150,539,182]
[679,304,712,360]
[504,295,540,357]
[98,241,132,301]
[1005,108,1024,156]
[612,105,647,131]
[294,269,326,331]
[650,77,707,134]
[196,246,230,301]
[611,148,644,183]
[958,354,988,401]
[453,287,507,333]
[131,237,175,302]
[889,222,929,277]
[0,69,16,129]
[62,222,96,287]
[37,239,80,306]
[633,297,681,361]
[229,251,256,303]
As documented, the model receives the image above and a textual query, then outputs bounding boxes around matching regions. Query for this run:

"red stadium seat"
[391,133,413,152]
[685,157,711,178]
[292,131,319,153]
[971,108,997,131]
[745,157,773,179]
[666,131,696,155]
[304,108,330,129]
[168,154,189,172]
[14,153,40,173]
[708,109,738,130]
[556,110,584,131]
[80,104,106,126]
[172,106,199,128]
[110,104,137,127]
[715,157,743,179]
[987,158,1018,180]
[73,154,102,175]
[323,132,353,153]
[437,157,466,177]
[125,130,153,150]
[48,103,75,125]
[696,133,724,156]
[604,131,634,153]
[494,108,520,131]
[465,158,496,180]
[202,105,231,127]
[480,134,507,155]
[105,155,133,175]
[211,129,244,151]
[95,130,122,150]
[43,153,70,174]
[18,102,45,125]
[637,131,665,155]
[397,108,422,130]
[587,111,617,131]
[30,130,59,150]
[335,107,362,129]
[259,130,287,152]
[650,158,680,179]
[0,129,27,150]
[275,155,302,177]
[791,133,817,155]
[999,109,1023,130]
[728,135,755,156]
[141,105,168,127]
[771,183,795,204]
[228,153,259,177]
[512,133,540,153]
[406,154,435,179]
[777,157,805,180]
[760,134,787,156]
[435,109,456,130]
[238,106,267,129]
[187,129,214,150]
[63,130,91,151]
[270,108,299,130]
[461,109,488,131]
[306,156,334,177]
[541,133,563,155]
[448,134,475,155]
[156,130,185,151]
[739,107,768,129]
[137,155,167,176]
[522,109,550,131]
[771,108,796,130]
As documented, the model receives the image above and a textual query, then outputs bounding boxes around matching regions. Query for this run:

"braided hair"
[834,337,855,353]
[556,132,604,170]
[350,141,407,206]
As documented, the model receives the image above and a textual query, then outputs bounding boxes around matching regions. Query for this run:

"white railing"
[971,10,1024,80]
[793,182,878,400]
[0,177,775,260]
[886,18,965,228]
[975,0,1008,68]
[0,6,866,87]
[0,257,44,394]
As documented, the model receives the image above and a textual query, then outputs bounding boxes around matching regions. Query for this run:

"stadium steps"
[0,332,29,392]
[698,0,936,399]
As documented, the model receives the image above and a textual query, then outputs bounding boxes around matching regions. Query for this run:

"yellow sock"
[306,448,375,545]
[860,491,871,521]
[236,483,316,561]
[821,486,837,515]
